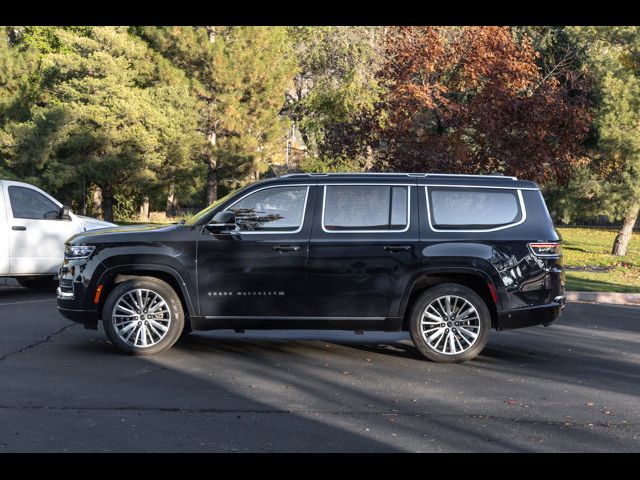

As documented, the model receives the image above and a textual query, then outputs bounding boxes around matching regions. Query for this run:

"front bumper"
[57,305,99,329]
[57,286,99,330]
[496,294,565,330]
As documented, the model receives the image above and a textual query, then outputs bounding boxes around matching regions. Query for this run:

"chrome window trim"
[320,183,412,234]
[424,185,527,233]
[222,184,311,235]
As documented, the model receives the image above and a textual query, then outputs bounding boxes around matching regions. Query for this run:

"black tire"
[409,283,491,363]
[16,276,58,291]
[102,277,184,356]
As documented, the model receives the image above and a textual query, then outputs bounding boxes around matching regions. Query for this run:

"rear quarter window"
[426,186,523,231]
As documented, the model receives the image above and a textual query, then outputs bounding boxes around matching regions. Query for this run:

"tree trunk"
[206,130,218,204]
[206,26,216,43]
[364,145,375,171]
[612,204,640,256]
[102,185,114,224]
[139,196,150,220]
[92,187,103,220]
[166,183,177,217]
[204,26,217,204]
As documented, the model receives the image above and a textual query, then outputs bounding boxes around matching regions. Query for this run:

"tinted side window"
[8,186,60,220]
[427,187,522,230]
[323,185,409,231]
[227,186,308,232]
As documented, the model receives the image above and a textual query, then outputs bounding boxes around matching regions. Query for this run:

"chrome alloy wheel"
[112,289,171,348]
[420,295,481,355]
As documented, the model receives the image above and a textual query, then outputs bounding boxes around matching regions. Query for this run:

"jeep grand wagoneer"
[57,173,565,362]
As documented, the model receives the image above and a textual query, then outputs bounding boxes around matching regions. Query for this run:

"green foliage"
[285,26,383,165]
[298,155,365,173]
[543,166,606,224]
[10,26,92,53]
[112,192,138,222]
[0,26,201,219]
[134,26,298,197]
[0,24,637,238]
[566,27,640,218]
[212,26,298,187]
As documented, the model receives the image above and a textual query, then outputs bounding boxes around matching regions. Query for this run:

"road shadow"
[0,285,55,305]
[1,297,638,452]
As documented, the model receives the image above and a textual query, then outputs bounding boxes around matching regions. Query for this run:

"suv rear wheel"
[409,283,491,363]
[102,277,184,356]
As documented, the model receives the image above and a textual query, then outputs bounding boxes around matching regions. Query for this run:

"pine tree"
[568,27,640,255]
[1,27,200,222]
[135,26,297,202]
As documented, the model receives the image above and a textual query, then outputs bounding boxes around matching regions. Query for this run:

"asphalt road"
[0,284,638,452]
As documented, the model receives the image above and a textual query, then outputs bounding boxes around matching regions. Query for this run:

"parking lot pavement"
[0,286,638,452]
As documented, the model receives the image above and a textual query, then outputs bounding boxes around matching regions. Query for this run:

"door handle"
[273,245,301,252]
[384,245,411,252]
[12,226,27,231]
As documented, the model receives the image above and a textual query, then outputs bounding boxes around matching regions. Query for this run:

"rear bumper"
[496,295,565,330]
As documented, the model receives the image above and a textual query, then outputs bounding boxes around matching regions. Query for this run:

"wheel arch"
[95,264,195,321]
[400,268,500,331]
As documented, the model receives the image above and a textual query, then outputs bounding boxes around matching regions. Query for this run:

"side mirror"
[205,211,237,234]
[60,205,71,220]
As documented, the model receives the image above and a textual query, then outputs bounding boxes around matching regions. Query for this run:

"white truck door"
[4,182,81,275]
[0,182,10,275]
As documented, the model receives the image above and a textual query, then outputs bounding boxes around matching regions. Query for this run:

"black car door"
[307,182,420,319]
[196,183,315,318]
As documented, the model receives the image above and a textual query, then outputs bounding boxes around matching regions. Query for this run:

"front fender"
[96,263,196,317]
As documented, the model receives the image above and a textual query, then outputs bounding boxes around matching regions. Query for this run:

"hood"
[78,215,118,231]
[67,222,181,244]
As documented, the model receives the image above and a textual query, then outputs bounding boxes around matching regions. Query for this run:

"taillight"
[529,242,561,257]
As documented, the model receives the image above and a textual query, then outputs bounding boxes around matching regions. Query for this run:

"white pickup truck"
[0,179,115,289]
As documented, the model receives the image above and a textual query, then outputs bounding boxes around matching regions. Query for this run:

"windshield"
[183,189,240,226]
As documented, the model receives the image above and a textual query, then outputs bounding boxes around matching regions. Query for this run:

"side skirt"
[190,316,403,332]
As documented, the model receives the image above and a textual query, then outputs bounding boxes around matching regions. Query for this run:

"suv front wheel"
[409,283,491,363]
[102,277,184,356]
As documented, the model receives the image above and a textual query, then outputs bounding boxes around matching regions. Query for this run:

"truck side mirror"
[205,211,237,233]
[60,205,71,220]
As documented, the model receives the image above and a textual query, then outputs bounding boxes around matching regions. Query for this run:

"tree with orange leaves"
[375,26,592,184]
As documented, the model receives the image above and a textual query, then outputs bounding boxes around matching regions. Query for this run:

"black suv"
[57,173,565,362]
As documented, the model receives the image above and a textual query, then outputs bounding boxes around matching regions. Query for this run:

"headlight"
[64,244,96,259]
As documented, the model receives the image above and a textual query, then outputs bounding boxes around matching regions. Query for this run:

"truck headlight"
[64,245,96,259]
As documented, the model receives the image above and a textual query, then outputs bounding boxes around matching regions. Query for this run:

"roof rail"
[425,173,517,180]
[280,172,517,180]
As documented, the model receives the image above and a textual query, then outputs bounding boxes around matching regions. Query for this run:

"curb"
[566,291,640,306]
